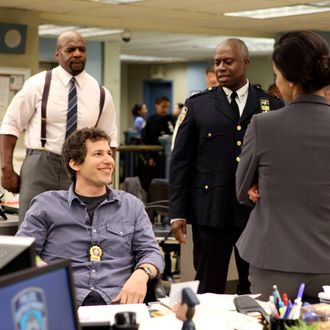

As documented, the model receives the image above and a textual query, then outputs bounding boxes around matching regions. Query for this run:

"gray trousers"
[19,149,71,226]
[249,265,330,303]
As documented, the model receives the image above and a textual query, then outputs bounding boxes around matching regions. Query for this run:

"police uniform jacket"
[142,113,175,145]
[169,85,283,228]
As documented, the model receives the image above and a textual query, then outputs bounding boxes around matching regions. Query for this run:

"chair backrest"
[148,178,169,204]
[121,176,147,204]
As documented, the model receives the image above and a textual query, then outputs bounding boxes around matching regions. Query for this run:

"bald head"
[213,38,250,91]
[217,38,249,60]
[56,31,84,50]
[55,31,87,75]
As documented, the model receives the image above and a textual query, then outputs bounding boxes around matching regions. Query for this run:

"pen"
[288,283,305,320]
[296,283,305,301]
[283,300,292,319]
[282,293,288,306]
[273,285,282,307]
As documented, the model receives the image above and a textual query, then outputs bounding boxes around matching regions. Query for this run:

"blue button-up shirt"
[17,185,164,305]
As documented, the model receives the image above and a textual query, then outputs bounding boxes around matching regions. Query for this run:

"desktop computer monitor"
[0,235,36,276]
[0,259,81,330]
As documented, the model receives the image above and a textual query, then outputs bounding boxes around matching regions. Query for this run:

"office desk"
[79,294,263,330]
[0,214,19,235]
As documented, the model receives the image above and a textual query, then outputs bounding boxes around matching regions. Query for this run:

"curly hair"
[61,127,110,182]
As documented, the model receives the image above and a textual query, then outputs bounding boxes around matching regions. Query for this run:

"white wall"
[248,55,275,90]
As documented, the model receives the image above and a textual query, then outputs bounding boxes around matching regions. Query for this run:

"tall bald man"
[0,31,118,225]
[169,38,284,294]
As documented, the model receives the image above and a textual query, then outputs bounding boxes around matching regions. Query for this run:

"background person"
[267,83,283,100]
[236,31,330,302]
[131,103,148,137]
[169,38,284,295]
[141,96,175,191]
[0,31,118,226]
[205,65,218,89]
[173,102,184,120]
[16,127,164,306]
[142,96,175,145]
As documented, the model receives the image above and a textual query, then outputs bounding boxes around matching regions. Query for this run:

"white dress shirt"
[223,80,249,117]
[0,65,118,154]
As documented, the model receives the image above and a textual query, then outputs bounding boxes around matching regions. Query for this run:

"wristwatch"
[137,266,153,281]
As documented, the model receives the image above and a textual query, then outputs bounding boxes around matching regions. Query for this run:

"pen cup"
[270,318,299,330]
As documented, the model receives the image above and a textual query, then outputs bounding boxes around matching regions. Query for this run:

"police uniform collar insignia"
[260,98,270,112]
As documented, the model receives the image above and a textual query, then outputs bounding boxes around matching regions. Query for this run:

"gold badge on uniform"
[177,106,188,127]
[260,98,270,112]
[88,244,103,262]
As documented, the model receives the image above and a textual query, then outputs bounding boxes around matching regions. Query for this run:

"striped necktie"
[66,77,77,138]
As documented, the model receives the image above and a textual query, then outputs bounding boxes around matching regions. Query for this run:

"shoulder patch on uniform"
[259,98,270,112]
[177,106,188,127]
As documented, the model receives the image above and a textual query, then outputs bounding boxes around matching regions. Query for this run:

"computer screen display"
[0,235,36,276]
[0,260,80,330]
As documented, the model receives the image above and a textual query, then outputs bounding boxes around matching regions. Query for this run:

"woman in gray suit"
[236,31,330,302]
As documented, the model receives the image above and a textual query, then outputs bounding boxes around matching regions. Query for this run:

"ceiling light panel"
[39,24,123,38]
[91,0,143,4]
[224,3,330,19]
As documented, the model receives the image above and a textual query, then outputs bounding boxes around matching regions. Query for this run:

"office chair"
[148,178,169,203]
[146,179,180,282]
[144,277,167,303]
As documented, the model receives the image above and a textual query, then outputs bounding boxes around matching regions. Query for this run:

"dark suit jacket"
[169,85,283,228]
[236,94,330,272]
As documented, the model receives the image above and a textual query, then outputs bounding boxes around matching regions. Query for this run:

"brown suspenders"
[40,70,52,147]
[40,69,106,147]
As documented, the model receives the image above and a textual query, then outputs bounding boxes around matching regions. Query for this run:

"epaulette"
[189,86,218,99]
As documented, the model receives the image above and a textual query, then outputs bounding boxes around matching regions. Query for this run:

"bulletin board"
[0,66,30,121]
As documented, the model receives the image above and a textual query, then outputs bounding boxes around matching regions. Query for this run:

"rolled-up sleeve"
[0,78,38,136]
[97,88,118,148]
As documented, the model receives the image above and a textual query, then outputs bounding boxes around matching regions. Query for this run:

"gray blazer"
[236,94,330,273]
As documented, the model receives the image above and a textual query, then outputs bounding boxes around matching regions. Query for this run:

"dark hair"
[62,127,110,183]
[155,96,170,105]
[177,102,184,109]
[272,31,330,93]
[131,103,143,117]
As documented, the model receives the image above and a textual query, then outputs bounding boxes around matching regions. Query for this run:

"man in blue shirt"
[17,127,164,306]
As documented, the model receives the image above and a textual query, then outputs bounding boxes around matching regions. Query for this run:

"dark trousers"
[81,291,106,306]
[192,225,250,294]
[19,149,71,226]
[249,265,330,303]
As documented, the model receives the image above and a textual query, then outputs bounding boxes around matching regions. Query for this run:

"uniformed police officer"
[169,38,284,294]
